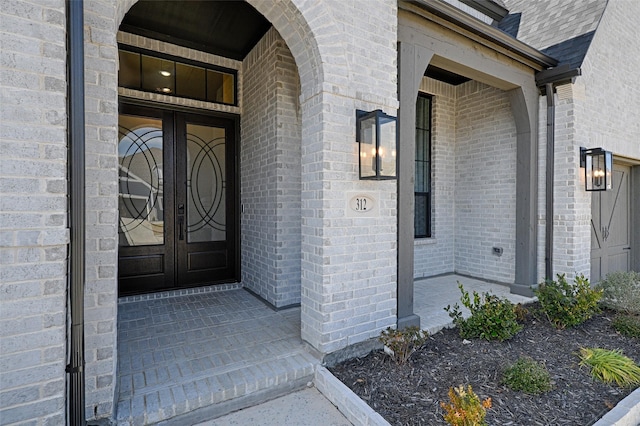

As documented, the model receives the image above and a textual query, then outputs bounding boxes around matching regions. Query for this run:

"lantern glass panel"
[378,116,397,178]
[605,150,612,190]
[359,115,377,179]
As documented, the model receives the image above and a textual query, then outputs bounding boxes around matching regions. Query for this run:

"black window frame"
[415,93,432,238]
[117,44,238,107]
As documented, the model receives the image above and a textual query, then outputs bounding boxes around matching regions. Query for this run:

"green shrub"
[534,274,602,329]
[501,357,552,394]
[379,326,428,364]
[612,314,640,338]
[445,283,523,341]
[440,385,491,426]
[597,271,640,315]
[579,347,640,388]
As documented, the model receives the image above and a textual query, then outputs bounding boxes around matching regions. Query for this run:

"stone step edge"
[116,352,317,425]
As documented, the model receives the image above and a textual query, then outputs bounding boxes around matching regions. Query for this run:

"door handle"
[623,247,631,250]
[178,216,184,240]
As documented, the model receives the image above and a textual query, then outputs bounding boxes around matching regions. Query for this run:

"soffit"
[119,0,271,61]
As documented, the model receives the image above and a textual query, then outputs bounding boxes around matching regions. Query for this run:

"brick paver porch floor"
[115,287,317,425]
[114,275,534,425]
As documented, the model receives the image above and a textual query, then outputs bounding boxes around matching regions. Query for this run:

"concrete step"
[116,351,318,426]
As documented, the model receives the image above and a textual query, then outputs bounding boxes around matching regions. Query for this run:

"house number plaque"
[346,192,378,217]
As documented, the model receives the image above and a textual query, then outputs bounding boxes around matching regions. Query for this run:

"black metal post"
[66,0,86,424]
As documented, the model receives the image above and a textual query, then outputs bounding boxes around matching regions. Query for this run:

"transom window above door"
[118,46,237,106]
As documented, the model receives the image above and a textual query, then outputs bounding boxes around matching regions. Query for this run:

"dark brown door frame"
[117,101,240,296]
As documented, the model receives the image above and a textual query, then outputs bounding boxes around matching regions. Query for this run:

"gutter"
[535,66,582,280]
[66,0,86,424]
[402,0,557,70]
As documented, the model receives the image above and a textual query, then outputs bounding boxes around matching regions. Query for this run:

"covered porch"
[114,275,534,425]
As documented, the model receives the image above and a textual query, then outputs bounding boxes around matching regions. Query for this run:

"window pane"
[176,63,206,101]
[207,70,235,104]
[415,95,431,238]
[415,194,429,237]
[415,162,425,191]
[416,96,430,130]
[416,129,430,161]
[141,55,175,95]
[118,50,141,89]
[416,162,431,192]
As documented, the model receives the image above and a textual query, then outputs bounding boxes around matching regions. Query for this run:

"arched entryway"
[82,0,344,422]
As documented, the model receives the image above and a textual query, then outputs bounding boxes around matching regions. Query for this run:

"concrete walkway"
[194,387,351,426]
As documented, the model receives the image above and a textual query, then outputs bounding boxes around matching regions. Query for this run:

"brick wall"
[548,84,591,279]
[241,28,302,308]
[455,81,517,283]
[282,0,399,353]
[0,1,68,424]
[413,78,518,285]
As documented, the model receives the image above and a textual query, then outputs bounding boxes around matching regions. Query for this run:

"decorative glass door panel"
[186,124,226,243]
[118,104,237,296]
[118,115,165,246]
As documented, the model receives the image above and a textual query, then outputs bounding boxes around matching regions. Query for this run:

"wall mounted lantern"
[356,109,397,180]
[580,147,612,191]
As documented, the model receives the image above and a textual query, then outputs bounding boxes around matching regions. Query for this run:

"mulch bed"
[329,304,639,425]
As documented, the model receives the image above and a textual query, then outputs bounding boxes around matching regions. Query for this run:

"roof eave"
[459,0,509,21]
[401,0,558,70]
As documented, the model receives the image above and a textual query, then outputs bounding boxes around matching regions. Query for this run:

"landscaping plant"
[501,357,552,394]
[440,384,491,426]
[445,283,522,341]
[379,326,428,365]
[534,274,602,329]
[578,347,640,388]
[597,271,640,315]
[612,314,640,338]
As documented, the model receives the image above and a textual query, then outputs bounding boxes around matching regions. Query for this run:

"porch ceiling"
[119,0,271,61]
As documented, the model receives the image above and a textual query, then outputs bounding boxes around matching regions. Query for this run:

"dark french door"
[117,104,238,295]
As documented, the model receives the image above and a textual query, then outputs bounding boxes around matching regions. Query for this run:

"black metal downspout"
[66,0,86,425]
[536,66,581,281]
[544,83,555,280]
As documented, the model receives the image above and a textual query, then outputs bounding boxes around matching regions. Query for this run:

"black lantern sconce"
[356,109,398,180]
[580,147,612,191]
